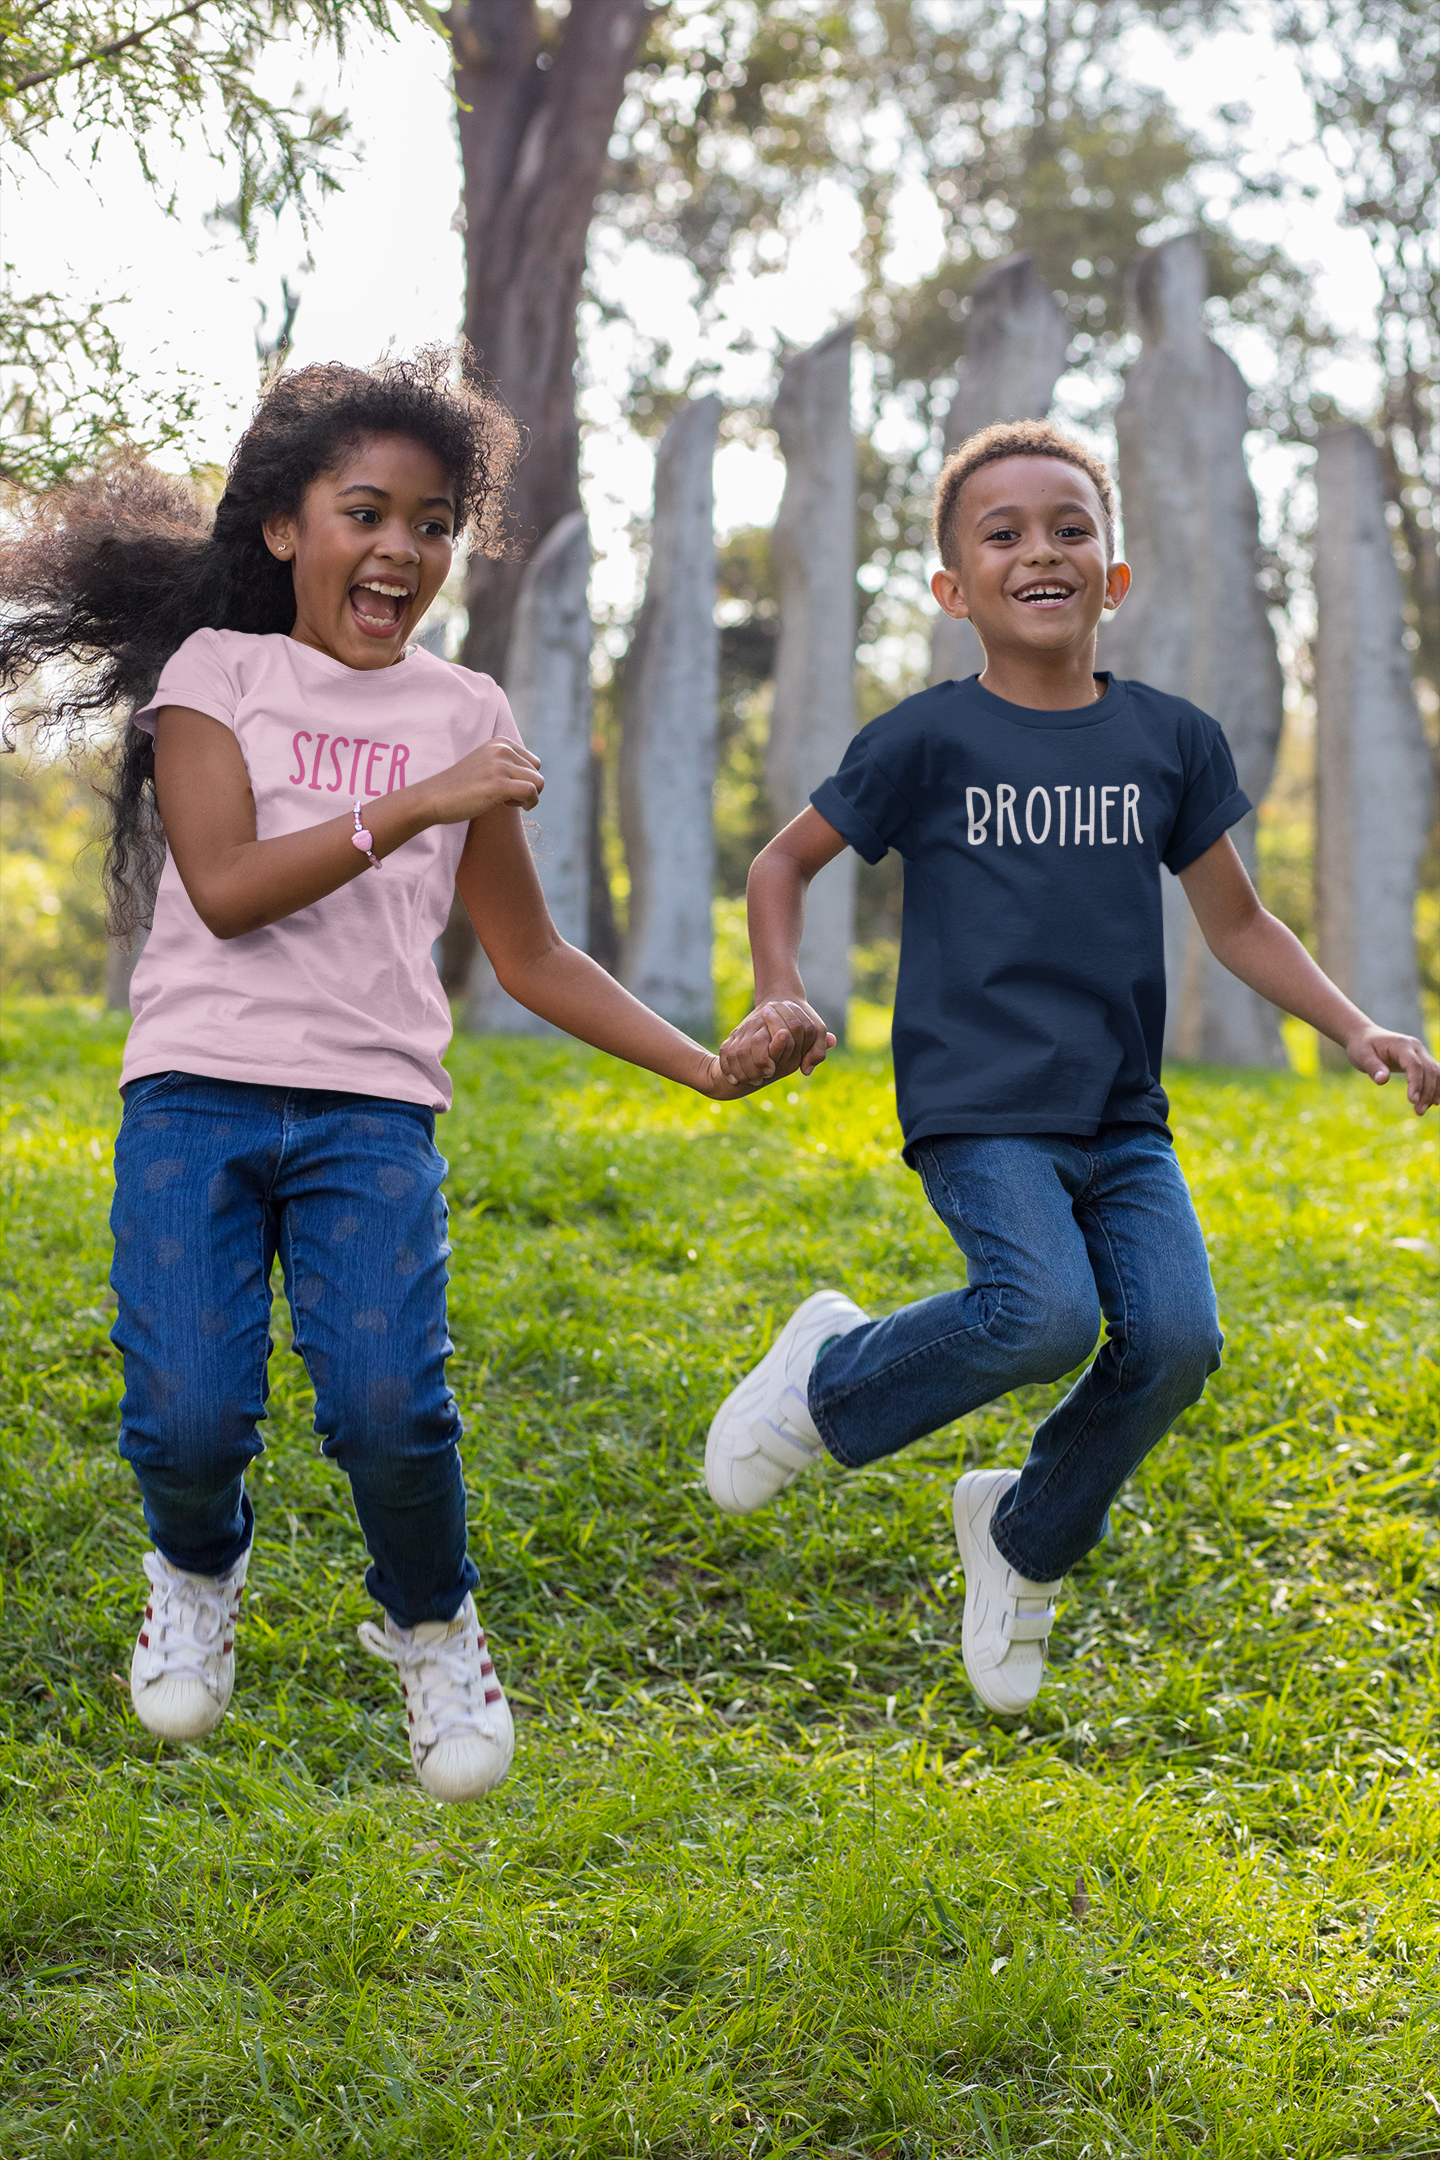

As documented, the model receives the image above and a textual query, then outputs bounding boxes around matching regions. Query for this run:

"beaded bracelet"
[351,801,381,871]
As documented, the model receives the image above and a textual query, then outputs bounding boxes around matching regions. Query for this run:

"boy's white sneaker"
[953,1469,1063,1716]
[359,1594,514,1802]
[705,1288,869,1515]
[130,1547,248,1742]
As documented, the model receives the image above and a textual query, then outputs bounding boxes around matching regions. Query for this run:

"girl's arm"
[455,808,777,1099]
[153,707,544,939]
[1179,833,1439,1114]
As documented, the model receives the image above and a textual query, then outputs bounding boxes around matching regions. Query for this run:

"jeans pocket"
[121,1070,187,1116]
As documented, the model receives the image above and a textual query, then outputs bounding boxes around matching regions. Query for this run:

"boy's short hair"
[934,420,1117,566]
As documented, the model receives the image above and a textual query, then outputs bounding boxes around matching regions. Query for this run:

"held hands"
[1343,1023,1440,1115]
[429,738,544,824]
[709,998,836,1097]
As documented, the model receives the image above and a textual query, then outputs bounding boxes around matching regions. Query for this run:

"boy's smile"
[263,433,455,671]
[931,454,1131,708]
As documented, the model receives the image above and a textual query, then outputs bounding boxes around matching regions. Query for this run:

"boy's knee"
[1131,1307,1223,1399]
[987,1286,1101,1383]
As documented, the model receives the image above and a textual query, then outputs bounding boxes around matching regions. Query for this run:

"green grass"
[2,997,1438,2158]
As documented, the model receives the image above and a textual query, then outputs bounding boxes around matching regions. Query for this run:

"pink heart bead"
[351,828,374,853]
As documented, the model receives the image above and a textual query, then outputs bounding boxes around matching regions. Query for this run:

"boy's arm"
[720,808,850,1083]
[1178,833,1439,1114]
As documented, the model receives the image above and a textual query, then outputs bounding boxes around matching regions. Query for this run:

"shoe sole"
[953,1469,1029,1716]
[417,1721,516,1801]
[130,1668,233,1741]
[705,1290,866,1515]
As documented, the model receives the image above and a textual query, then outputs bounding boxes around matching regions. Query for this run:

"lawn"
[1,998,1438,2158]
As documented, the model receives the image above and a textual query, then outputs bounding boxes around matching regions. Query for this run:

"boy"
[710,418,1438,1716]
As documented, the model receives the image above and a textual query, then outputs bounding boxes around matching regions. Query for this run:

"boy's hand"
[1344,1023,1440,1114]
[718,1000,835,1089]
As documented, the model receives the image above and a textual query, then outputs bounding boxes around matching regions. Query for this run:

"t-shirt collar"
[278,632,420,681]
[955,670,1130,731]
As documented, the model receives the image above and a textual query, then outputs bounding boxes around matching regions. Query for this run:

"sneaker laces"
[358,1609,507,1749]
[136,1552,242,1690]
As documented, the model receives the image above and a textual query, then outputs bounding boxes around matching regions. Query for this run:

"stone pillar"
[1104,231,1286,1065]
[618,396,721,1037]
[466,511,593,1033]
[1315,423,1433,1046]
[767,325,858,1038]
[930,255,1070,686]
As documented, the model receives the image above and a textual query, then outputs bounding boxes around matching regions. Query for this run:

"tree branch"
[5,0,210,97]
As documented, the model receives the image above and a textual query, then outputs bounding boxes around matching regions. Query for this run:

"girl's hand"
[1343,1023,1440,1114]
[718,1000,835,1088]
[424,738,543,824]
[698,1052,770,1100]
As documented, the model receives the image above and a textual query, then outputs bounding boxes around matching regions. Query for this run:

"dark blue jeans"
[807,1125,1222,1581]
[110,1071,479,1627]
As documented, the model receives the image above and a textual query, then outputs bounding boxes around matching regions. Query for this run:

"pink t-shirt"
[123,628,521,1110]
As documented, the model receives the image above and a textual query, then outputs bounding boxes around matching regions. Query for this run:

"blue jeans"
[807,1125,1222,1581]
[110,1071,478,1627]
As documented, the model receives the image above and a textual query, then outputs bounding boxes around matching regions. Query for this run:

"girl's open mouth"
[350,581,410,635]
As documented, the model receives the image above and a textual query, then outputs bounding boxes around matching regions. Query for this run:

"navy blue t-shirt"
[811,672,1250,1151]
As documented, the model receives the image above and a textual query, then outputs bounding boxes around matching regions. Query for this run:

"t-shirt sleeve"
[131,629,238,737]
[489,682,524,747]
[1163,721,1252,874]
[810,735,915,865]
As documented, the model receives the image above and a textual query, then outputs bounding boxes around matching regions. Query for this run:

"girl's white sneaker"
[359,1594,515,1802]
[953,1469,1063,1715]
[130,1547,248,1741]
[705,1289,869,1515]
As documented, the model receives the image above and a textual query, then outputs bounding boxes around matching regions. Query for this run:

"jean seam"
[994,1192,1133,1576]
[276,1205,314,1428]
[243,1172,276,1492]
[915,1142,1019,1358]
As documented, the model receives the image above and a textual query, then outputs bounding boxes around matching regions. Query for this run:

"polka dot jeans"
[110,1071,480,1628]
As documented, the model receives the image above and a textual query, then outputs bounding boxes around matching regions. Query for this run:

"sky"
[3,1,1381,641]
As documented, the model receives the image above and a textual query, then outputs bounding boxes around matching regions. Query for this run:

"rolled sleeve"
[811,777,889,864]
[1163,724,1252,873]
[1165,787,1252,874]
[810,736,914,864]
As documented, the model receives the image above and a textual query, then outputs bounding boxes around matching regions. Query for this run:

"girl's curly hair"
[0,347,519,936]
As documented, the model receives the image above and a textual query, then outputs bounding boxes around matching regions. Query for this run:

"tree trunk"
[452,0,650,682]
[444,0,646,1010]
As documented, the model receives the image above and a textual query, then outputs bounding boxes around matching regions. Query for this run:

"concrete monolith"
[466,511,593,1032]
[1315,423,1433,1046]
[1104,232,1286,1065]
[930,255,1071,687]
[767,325,858,1038]
[618,397,721,1037]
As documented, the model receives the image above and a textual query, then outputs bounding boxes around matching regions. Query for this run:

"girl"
[1,351,824,1803]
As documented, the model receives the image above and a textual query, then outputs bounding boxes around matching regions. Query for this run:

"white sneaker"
[130,1547,248,1742]
[705,1289,869,1516]
[953,1469,1063,1716]
[359,1593,514,1802]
